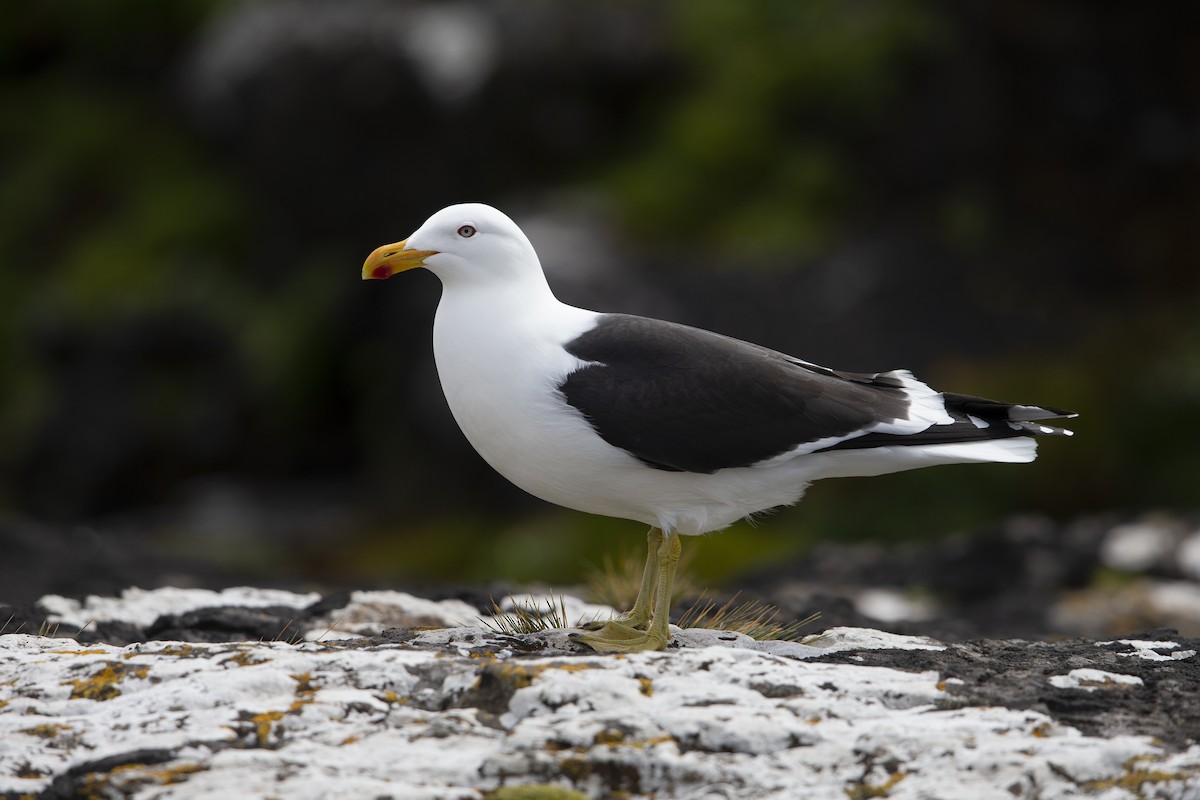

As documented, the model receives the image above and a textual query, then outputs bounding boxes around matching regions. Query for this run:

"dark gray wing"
[558,314,913,473]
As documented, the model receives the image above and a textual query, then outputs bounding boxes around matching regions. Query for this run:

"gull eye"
[457,224,477,238]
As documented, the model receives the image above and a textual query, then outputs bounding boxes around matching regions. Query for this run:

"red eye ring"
[457,225,477,238]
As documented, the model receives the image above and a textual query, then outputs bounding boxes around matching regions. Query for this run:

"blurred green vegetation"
[2,7,239,504]
[612,0,942,260]
[1,1,1197,593]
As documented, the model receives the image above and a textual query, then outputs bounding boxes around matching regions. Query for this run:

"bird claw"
[578,613,648,633]
[570,621,669,653]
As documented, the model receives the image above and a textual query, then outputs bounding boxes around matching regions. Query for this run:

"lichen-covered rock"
[2,585,1200,796]
[2,587,1199,798]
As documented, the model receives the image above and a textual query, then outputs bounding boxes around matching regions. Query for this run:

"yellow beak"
[361,239,439,280]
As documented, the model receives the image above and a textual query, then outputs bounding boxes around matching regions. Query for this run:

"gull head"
[362,203,541,286]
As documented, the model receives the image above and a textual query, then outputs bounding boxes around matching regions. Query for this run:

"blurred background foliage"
[611,0,942,257]
[1,0,1197,601]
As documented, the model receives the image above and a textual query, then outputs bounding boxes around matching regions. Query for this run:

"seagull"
[362,203,1076,653]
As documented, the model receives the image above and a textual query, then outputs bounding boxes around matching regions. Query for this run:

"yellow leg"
[581,527,661,632]
[623,527,663,629]
[572,531,681,653]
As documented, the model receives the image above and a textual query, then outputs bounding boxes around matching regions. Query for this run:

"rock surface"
[2,587,1199,799]
[753,512,1200,642]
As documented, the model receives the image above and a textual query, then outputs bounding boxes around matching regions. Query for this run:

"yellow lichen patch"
[557,756,592,783]
[486,785,590,800]
[251,710,286,746]
[244,673,324,747]
[1080,678,1139,690]
[637,677,653,696]
[601,734,674,751]
[288,672,319,713]
[381,690,409,705]
[20,722,73,738]
[845,771,908,800]
[481,661,599,692]
[221,648,267,667]
[550,663,598,674]
[50,648,106,655]
[144,763,205,785]
[1031,721,1053,738]
[109,763,147,775]
[291,672,318,697]
[1084,767,1193,794]
[1081,755,1195,795]
[594,727,626,745]
[90,761,206,795]
[341,734,360,746]
[154,644,197,658]
[0,699,8,710]
[476,664,537,692]
[80,773,114,797]
[63,662,150,702]
[628,735,673,749]
[505,663,540,690]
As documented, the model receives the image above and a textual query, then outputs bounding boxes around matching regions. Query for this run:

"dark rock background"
[2,2,1198,633]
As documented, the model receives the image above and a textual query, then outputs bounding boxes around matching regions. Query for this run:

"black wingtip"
[1011,405,1078,421]
[942,393,1078,422]
[1014,420,1075,437]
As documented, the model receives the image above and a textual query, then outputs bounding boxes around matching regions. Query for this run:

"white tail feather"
[801,436,1038,480]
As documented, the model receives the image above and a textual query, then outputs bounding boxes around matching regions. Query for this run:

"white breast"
[432,287,621,504]
[428,286,823,536]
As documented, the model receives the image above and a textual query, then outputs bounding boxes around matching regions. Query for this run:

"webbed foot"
[569,622,670,653]
[572,529,681,655]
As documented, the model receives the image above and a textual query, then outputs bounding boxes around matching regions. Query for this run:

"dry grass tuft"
[482,595,571,635]
[676,592,818,642]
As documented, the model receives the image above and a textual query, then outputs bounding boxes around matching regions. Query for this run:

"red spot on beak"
[371,265,393,279]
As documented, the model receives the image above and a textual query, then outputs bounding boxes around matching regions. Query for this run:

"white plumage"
[363,203,1075,652]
